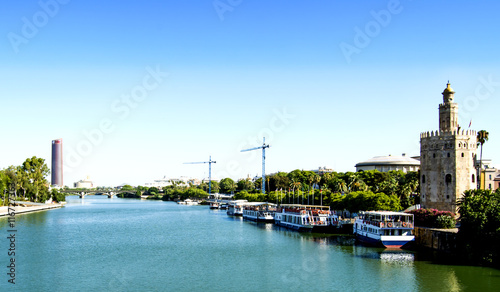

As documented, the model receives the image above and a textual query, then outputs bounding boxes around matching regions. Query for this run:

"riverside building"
[355,154,420,173]
[420,82,477,213]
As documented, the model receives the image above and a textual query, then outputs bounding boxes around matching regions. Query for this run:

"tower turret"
[439,81,458,132]
[442,81,455,102]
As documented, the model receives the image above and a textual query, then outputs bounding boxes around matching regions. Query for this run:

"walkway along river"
[1,196,499,291]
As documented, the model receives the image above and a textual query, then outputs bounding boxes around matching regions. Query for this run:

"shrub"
[50,189,66,202]
[407,208,455,228]
[435,215,456,229]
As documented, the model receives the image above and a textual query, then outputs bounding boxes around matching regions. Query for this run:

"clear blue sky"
[1,0,499,186]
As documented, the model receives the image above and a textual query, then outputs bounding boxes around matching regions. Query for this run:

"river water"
[1,196,499,291]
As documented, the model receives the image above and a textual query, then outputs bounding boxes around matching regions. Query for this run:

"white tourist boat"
[275,204,338,232]
[209,201,220,209]
[227,200,248,216]
[353,211,415,248]
[242,202,276,222]
[178,199,199,205]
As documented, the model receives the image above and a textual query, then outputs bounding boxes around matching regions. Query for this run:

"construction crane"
[241,137,270,194]
[184,156,216,194]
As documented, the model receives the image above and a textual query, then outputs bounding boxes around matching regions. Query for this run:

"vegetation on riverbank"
[457,188,500,268]
[115,184,210,201]
[231,169,418,211]
[407,209,456,229]
[0,157,65,205]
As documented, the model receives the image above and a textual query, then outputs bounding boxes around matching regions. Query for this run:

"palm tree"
[313,174,321,205]
[308,175,314,205]
[293,181,302,204]
[477,130,489,189]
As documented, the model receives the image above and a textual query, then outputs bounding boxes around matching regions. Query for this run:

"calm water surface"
[1,196,499,291]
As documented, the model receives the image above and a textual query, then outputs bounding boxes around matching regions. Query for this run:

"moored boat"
[242,202,276,222]
[178,199,199,205]
[227,200,248,216]
[209,201,220,209]
[275,204,338,232]
[353,211,415,248]
[275,204,314,231]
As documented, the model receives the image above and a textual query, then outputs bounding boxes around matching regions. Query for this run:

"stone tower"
[420,82,477,213]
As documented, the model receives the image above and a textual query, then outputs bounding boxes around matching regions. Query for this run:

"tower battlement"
[420,129,477,139]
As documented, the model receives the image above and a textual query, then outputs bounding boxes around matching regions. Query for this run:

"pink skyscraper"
[51,139,63,187]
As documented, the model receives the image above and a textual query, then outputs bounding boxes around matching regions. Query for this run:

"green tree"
[147,187,159,195]
[51,189,66,202]
[209,181,220,193]
[458,189,500,267]
[379,172,399,197]
[357,170,388,192]
[219,178,236,194]
[0,170,11,205]
[20,157,50,202]
[333,191,401,213]
[237,179,254,191]
[198,180,219,194]
[476,130,489,189]
[254,177,262,191]
[120,185,135,191]
[272,172,290,191]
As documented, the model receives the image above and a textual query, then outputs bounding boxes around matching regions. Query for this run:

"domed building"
[355,154,420,173]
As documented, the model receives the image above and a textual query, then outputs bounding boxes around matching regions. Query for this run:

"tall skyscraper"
[51,139,63,187]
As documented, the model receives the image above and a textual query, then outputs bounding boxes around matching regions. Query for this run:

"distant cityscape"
[51,83,500,214]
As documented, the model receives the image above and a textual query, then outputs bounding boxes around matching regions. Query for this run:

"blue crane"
[241,137,270,194]
[184,156,216,194]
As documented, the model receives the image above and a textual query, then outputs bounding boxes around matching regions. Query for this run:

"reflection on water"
[379,251,415,265]
[351,246,415,264]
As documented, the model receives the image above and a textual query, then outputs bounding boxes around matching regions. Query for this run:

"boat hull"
[243,215,274,223]
[355,233,414,248]
[277,221,314,232]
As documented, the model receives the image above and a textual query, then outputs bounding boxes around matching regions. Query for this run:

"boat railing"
[362,220,414,228]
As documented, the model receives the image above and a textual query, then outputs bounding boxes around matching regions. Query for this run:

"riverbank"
[0,202,65,217]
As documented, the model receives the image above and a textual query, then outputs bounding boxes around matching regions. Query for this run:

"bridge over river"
[61,190,145,198]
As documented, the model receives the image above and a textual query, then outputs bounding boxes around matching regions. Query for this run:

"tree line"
[230,169,419,211]
[0,156,65,205]
[116,169,419,211]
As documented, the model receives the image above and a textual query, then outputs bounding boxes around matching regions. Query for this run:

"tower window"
[461,153,464,157]
[446,174,452,184]
[433,153,436,158]
[472,174,475,183]
[422,175,426,183]
[447,153,450,157]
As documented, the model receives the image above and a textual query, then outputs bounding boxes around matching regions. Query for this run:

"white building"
[74,176,94,188]
[355,154,420,173]
[144,176,205,188]
[312,166,334,175]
